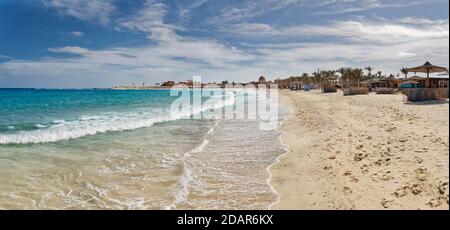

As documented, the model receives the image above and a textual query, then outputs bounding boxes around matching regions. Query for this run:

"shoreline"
[267,94,292,210]
[271,90,449,210]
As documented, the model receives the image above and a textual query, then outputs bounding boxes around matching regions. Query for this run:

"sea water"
[0,88,288,209]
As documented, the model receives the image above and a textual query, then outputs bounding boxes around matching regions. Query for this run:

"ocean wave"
[0,95,235,145]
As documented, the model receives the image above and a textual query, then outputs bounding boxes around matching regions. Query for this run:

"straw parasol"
[407,75,426,81]
[406,61,448,88]
[438,71,449,76]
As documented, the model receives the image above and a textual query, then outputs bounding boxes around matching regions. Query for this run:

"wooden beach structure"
[321,75,338,93]
[404,75,449,89]
[407,62,448,88]
[360,76,403,93]
[361,77,387,89]
[402,62,449,101]
[343,87,369,96]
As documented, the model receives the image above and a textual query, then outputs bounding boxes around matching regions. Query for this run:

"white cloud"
[118,0,182,42]
[212,0,305,22]
[395,52,417,57]
[115,0,253,66]
[397,17,449,25]
[43,0,116,25]
[0,54,12,63]
[222,19,449,44]
[48,46,91,55]
[313,0,428,15]
[69,31,84,38]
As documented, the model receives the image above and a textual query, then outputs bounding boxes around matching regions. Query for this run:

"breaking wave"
[0,93,235,145]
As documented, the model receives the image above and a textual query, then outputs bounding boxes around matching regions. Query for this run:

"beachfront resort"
[1,0,448,215]
[269,61,449,210]
[114,61,449,102]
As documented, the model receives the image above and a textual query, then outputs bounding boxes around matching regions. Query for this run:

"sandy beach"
[272,90,449,210]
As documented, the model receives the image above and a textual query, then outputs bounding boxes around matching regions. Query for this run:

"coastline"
[271,90,449,210]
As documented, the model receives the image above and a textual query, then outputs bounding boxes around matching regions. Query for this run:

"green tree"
[365,66,374,79]
[400,68,408,79]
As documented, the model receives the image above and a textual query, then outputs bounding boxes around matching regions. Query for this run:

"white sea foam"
[267,98,292,210]
[35,124,47,128]
[0,95,235,145]
[166,121,219,210]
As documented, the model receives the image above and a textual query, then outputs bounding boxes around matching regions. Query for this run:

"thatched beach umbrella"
[438,71,449,76]
[407,61,448,88]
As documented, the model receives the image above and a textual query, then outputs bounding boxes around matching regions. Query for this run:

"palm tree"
[329,70,336,77]
[400,68,408,79]
[365,66,374,79]
[312,72,322,84]
[377,71,382,78]
[337,67,353,87]
[301,73,309,84]
[351,68,364,87]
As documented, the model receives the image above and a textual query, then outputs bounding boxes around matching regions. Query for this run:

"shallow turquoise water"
[0,88,287,209]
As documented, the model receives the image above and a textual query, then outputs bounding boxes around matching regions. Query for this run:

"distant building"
[258,76,266,84]
[249,76,268,88]
[161,81,175,87]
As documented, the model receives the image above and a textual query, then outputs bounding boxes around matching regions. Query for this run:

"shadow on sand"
[404,99,449,106]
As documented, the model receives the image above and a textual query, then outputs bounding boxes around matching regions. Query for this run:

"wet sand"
[272,90,449,210]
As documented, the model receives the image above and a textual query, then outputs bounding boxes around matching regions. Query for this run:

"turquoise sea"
[0,88,287,209]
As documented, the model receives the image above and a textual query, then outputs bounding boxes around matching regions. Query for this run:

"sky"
[0,0,449,88]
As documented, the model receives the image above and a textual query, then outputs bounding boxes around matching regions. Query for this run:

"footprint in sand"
[414,156,423,164]
[350,177,359,183]
[343,186,352,195]
[382,147,394,157]
[386,127,397,132]
[360,164,370,174]
[354,153,368,162]
[428,197,444,208]
[410,184,423,195]
[393,184,423,197]
[371,170,394,182]
[393,186,409,198]
[398,138,408,143]
[323,165,333,170]
[381,199,394,208]
[374,158,391,166]
[437,182,448,196]
[431,138,442,143]
[414,168,429,181]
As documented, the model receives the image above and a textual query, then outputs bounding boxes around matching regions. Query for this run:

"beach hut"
[405,75,449,89]
[400,81,420,89]
[385,76,403,88]
[402,62,449,101]
[361,77,388,92]
[405,76,426,88]
[406,62,448,88]
[437,72,449,88]
[321,75,338,93]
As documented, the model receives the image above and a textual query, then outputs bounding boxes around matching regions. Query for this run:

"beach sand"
[272,90,449,210]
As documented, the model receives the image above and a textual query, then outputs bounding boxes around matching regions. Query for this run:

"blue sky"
[0,0,449,88]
